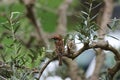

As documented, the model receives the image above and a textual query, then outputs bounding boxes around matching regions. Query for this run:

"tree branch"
[56,0,73,34]
[19,0,49,47]
[63,57,83,80]
[38,57,57,79]
[108,61,120,80]
[90,0,114,79]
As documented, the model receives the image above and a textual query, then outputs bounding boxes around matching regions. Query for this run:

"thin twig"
[38,57,57,79]
[63,57,83,80]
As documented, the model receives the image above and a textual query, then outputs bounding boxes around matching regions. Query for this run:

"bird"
[51,34,64,66]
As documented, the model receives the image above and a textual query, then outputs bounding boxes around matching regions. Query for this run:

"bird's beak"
[49,37,55,41]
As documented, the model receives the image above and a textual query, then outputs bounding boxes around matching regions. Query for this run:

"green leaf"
[28,54,34,59]
[16,47,21,54]
[91,2,103,10]
[14,23,20,34]
[10,12,21,20]
[81,11,89,16]
[90,13,99,21]
[80,14,86,20]
[1,24,11,30]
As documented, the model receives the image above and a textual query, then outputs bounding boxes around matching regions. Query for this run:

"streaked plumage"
[51,35,64,66]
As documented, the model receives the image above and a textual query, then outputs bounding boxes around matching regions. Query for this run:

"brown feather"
[52,35,64,66]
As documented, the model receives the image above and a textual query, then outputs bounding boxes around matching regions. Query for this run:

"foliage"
[0,0,120,80]
[0,11,45,79]
[75,0,99,43]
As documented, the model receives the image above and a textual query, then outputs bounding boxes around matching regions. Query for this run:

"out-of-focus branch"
[90,0,114,79]
[71,41,120,60]
[89,41,120,60]
[38,57,57,79]
[97,0,114,37]
[63,57,83,80]
[36,4,79,16]
[56,0,73,34]
[108,61,120,80]
[19,0,49,47]
[89,49,105,80]
[71,42,89,59]
[36,4,57,14]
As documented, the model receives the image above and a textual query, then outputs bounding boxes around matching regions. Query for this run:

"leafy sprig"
[75,0,99,43]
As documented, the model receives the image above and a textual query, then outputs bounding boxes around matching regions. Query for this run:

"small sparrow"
[51,35,64,66]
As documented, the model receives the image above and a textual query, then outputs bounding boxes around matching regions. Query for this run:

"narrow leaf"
[108,35,120,41]
[81,11,88,16]
[92,2,103,10]
[14,24,20,33]
[80,14,86,20]
[1,24,10,30]
[107,24,112,29]
[16,47,21,54]
[21,58,26,65]
[28,54,34,59]
[90,13,99,21]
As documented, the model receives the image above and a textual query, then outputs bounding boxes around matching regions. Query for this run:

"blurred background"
[0,0,120,80]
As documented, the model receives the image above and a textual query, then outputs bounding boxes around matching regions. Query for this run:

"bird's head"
[51,34,62,41]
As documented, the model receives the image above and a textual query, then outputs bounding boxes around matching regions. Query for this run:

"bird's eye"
[55,38,59,40]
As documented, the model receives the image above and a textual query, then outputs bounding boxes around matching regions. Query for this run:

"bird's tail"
[58,54,62,66]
